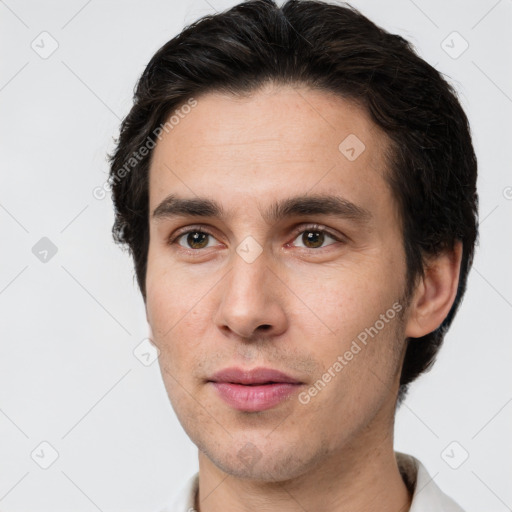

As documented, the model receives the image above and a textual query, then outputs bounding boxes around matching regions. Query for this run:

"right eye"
[171,229,220,250]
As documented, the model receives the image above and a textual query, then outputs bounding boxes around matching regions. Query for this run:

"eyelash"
[168,223,344,252]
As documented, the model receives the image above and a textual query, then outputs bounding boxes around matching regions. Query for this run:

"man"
[108,1,478,510]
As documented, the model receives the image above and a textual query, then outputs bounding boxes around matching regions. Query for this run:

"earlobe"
[405,241,463,338]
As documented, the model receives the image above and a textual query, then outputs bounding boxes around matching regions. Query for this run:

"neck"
[195,434,411,512]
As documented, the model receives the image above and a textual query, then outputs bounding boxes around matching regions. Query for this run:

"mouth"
[207,366,304,412]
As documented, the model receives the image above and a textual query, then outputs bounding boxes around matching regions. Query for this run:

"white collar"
[395,452,465,511]
[157,452,465,512]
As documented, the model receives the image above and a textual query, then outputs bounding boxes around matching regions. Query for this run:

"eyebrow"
[152,193,372,224]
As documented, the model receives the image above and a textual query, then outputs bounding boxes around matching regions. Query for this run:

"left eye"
[291,229,338,249]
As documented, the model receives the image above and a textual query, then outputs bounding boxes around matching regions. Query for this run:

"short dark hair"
[108,0,478,401]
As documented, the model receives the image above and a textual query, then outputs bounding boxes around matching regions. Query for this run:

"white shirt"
[156,452,465,512]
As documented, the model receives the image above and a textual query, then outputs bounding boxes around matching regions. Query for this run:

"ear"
[405,241,463,338]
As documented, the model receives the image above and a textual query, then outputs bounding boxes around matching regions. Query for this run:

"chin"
[198,434,326,482]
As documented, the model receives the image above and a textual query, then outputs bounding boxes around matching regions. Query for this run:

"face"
[145,84,412,481]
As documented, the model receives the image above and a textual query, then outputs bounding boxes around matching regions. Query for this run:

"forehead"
[148,84,394,220]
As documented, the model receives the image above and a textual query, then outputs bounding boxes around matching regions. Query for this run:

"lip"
[209,367,302,385]
[208,367,303,412]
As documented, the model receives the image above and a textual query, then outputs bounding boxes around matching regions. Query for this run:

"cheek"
[146,246,198,333]
[146,276,208,414]
[292,260,400,339]
[299,308,405,430]
[293,260,406,401]
[145,257,218,381]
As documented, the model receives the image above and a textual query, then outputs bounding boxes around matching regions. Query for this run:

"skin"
[145,83,462,512]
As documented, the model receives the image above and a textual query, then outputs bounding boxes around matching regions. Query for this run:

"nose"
[213,249,288,341]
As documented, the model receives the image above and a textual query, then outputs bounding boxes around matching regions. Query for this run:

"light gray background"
[1,0,511,511]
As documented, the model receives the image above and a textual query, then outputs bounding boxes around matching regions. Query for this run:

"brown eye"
[302,231,324,248]
[177,231,215,249]
[292,229,337,249]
